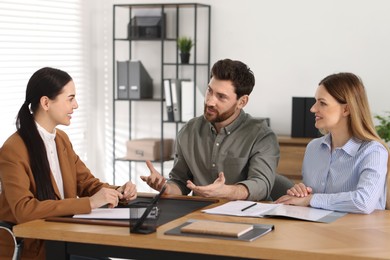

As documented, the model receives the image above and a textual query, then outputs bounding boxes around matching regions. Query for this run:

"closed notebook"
[180,220,253,237]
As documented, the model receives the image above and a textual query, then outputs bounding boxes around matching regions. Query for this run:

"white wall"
[90,0,390,182]
[207,0,390,135]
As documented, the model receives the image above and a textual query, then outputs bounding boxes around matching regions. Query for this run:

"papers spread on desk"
[73,208,146,220]
[202,201,346,223]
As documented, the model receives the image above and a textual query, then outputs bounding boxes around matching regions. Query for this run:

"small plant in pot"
[177,36,193,64]
[374,111,390,143]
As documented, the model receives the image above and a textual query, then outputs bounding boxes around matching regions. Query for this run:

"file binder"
[128,60,153,99]
[117,61,129,99]
[291,97,319,137]
[181,80,194,122]
[117,60,153,100]
[181,81,204,122]
[170,78,181,122]
[163,79,174,122]
[165,78,203,122]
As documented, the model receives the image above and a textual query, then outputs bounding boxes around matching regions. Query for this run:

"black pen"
[241,202,257,212]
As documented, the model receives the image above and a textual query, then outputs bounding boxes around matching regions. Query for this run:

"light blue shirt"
[303,134,388,214]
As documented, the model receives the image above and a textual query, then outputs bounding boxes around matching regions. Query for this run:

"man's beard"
[203,103,237,123]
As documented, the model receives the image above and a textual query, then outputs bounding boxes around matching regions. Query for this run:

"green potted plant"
[177,36,193,64]
[374,111,390,143]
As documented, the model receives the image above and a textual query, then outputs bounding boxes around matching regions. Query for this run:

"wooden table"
[14,198,390,260]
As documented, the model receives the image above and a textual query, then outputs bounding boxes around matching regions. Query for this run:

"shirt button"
[216,143,219,146]
[212,163,216,167]
[227,132,231,135]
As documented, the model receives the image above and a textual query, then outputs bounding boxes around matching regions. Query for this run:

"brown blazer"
[0,129,114,259]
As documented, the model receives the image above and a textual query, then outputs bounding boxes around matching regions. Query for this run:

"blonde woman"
[276,72,389,214]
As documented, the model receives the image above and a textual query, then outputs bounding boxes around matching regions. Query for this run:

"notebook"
[181,220,253,237]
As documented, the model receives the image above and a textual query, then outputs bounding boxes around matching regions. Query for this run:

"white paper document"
[202,200,343,223]
[202,201,279,217]
[73,208,131,219]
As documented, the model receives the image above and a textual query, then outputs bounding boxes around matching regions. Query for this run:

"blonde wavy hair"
[319,72,390,209]
[319,73,383,145]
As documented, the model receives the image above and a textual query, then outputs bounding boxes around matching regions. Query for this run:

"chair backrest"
[0,221,23,260]
[270,174,294,201]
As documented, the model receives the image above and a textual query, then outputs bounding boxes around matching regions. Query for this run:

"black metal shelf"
[112,3,211,184]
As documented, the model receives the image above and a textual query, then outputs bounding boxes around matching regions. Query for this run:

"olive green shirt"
[168,110,280,201]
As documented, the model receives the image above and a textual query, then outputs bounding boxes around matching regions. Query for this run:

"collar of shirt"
[208,110,247,135]
[321,134,362,156]
[36,122,56,141]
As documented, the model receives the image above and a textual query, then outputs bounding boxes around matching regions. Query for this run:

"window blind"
[0,0,89,160]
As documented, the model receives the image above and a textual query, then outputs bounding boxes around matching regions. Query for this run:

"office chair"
[270,174,294,201]
[0,221,23,260]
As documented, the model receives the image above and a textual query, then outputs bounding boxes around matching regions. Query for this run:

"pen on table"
[241,202,257,212]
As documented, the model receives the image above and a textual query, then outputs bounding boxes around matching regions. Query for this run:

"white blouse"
[36,122,64,199]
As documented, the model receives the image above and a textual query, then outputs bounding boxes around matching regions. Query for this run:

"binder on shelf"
[291,97,319,138]
[170,78,181,122]
[129,60,153,99]
[304,98,318,137]
[117,61,129,99]
[181,81,204,122]
[180,80,192,122]
[117,60,154,100]
[163,79,174,122]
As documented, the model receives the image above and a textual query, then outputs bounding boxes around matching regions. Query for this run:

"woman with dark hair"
[276,72,389,214]
[0,67,137,259]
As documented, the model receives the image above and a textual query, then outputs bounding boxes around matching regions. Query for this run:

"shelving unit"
[112,3,211,184]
